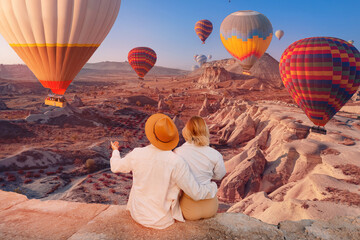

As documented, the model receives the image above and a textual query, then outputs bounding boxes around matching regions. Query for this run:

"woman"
[174,116,226,220]
[110,113,217,229]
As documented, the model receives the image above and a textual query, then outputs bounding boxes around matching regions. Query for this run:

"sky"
[0,0,358,71]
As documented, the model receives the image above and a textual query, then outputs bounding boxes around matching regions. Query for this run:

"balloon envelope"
[279,37,360,127]
[220,10,273,71]
[0,0,121,95]
[128,47,157,78]
[195,19,213,44]
[195,55,207,66]
[191,65,199,71]
[275,30,284,40]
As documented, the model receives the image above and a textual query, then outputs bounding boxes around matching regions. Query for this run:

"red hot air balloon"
[195,20,213,44]
[279,37,360,131]
[128,47,157,80]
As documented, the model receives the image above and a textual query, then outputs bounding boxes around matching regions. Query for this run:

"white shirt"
[110,144,218,229]
[174,142,226,184]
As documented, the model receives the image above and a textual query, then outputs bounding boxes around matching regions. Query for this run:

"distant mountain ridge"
[0,61,189,81]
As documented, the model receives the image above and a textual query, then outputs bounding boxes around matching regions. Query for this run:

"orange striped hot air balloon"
[195,20,213,44]
[0,0,121,97]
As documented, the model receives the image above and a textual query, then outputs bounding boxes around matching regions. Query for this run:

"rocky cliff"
[0,190,359,240]
[206,99,360,225]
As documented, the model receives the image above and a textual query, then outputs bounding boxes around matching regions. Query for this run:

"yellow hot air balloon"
[220,10,273,74]
[0,0,121,107]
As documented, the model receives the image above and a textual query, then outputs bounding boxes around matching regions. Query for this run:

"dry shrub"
[324,187,360,207]
[85,158,97,173]
[24,179,32,184]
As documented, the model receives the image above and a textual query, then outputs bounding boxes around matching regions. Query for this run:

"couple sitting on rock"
[110,113,226,229]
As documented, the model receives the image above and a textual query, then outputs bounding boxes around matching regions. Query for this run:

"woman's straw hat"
[145,113,179,151]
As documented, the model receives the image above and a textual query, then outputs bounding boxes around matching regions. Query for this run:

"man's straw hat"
[145,113,179,151]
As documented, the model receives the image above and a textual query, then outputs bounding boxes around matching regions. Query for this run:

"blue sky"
[0,0,358,70]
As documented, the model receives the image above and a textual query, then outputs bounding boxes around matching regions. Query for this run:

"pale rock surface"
[206,99,360,224]
[0,190,359,240]
[0,148,64,171]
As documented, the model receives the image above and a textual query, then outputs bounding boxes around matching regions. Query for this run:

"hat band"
[153,125,173,143]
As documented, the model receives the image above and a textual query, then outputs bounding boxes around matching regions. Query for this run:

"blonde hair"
[182,116,210,146]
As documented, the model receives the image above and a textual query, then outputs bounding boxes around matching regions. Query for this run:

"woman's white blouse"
[174,142,226,184]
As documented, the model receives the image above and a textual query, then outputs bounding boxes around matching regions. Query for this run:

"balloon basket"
[138,77,144,80]
[242,70,251,76]
[310,126,327,135]
[45,94,67,108]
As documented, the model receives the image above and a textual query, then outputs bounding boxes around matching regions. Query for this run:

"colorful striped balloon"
[0,0,121,95]
[195,19,213,44]
[195,55,207,66]
[220,10,273,71]
[279,37,360,126]
[128,47,157,79]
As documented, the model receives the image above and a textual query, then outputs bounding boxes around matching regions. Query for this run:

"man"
[110,113,217,229]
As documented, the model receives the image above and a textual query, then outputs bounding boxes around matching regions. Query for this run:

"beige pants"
[179,193,218,220]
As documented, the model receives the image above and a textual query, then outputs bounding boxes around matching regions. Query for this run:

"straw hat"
[145,113,179,151]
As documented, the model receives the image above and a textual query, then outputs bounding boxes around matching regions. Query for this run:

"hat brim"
[145,113,179,151]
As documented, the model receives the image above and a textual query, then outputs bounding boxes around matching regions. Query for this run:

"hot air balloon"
[275,30,284,40]
[195,55,207,66]
[279,37,360,133]
[192,65,199,71]
[208,55,212,60]
[194,54,199,60]
[220,10,273,74]
[348,40,355,45]
[128,47,157,80]
[195,20,213,44]
[0,0,121,107]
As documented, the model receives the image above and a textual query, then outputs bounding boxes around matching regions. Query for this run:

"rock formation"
[0,83,17,95]
[351,88,360,101]
[197,66,231,86]
[158,99,170,111]
[125,95,157,107]
[172,115,185,132]
[198,96,222,117]
[206,99,360,224]
[71,95,84,107]
[198,97,211,117]
[0,190,359,240]
[0,99,8,110]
